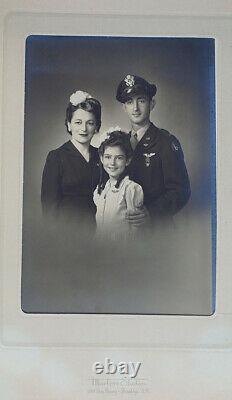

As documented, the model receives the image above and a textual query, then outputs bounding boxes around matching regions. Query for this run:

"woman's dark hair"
[65,98,101,134]
[97,130,133,194]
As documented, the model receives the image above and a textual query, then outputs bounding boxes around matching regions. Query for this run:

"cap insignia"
[124,75,135,87]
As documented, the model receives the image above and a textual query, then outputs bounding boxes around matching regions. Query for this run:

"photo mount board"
[1,4,232,400]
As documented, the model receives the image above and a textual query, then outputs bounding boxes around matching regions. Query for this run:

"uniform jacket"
[41,140,100,228]
[127,123,191,221]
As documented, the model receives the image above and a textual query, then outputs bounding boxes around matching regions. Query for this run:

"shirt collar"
[132,122,151,142]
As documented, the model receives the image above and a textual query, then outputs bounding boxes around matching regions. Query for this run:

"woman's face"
[67,108,97,145]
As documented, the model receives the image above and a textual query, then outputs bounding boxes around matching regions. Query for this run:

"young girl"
[93,129,144,242]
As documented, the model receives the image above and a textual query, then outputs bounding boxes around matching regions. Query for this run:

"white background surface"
[1,1,232,399]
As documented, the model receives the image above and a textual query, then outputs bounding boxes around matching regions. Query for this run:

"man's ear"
[122,103,127,113]
[126,157,132,166]
[100,155,104,164]
[149,96,156,111]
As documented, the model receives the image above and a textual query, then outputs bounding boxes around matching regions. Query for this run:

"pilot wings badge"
[143,152,156,167]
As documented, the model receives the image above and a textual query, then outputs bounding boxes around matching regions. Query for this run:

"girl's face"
[67,108,97,145]
[101,145,130,180]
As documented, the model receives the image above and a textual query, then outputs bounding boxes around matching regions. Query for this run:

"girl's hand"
[125,207,149,226]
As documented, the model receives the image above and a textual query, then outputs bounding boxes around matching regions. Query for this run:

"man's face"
[123,94,154,126]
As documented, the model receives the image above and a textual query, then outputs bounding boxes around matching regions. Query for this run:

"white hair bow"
[98,126,122,145]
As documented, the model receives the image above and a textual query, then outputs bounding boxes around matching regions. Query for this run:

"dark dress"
[41,140,100,235]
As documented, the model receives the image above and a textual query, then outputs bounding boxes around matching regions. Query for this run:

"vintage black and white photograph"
[21,35,216,314]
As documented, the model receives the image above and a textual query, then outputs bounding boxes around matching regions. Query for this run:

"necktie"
[130,132,138,150]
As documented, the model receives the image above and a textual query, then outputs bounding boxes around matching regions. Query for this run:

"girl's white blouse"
[93,176,144,241]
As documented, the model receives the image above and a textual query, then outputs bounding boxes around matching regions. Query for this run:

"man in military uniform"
[116,74,191,227]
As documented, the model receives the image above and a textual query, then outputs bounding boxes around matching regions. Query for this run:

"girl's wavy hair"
[97,130,133,194]
[65,98,101,133]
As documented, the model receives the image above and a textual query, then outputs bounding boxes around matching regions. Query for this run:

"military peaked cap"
[116,74,157,103]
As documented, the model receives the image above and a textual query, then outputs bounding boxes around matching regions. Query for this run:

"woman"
[41,90,101,236]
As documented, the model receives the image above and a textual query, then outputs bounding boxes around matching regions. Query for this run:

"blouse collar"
[105,175,130,193]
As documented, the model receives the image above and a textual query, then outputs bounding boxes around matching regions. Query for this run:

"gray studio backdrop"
[22,36,215,314]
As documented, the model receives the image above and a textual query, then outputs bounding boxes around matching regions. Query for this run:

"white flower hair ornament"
[99,126,122,145]
[69,90,92,106]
